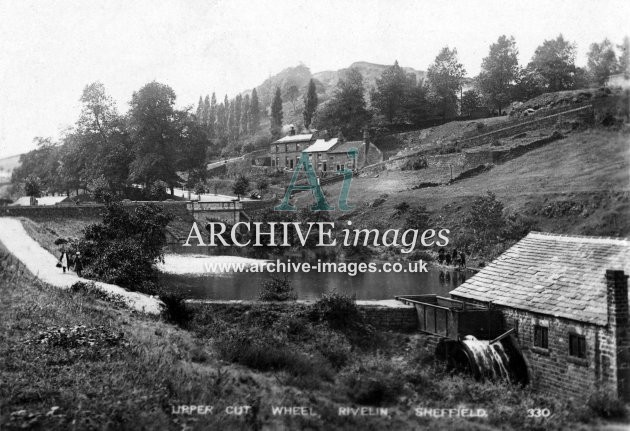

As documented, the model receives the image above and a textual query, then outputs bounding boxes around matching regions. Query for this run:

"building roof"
[328,140,364,153]
[449,232,630,325]
[273,133,314,144]
[304,138,338,153]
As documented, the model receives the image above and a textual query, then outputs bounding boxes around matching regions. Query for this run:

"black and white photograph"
[0,0,629,429]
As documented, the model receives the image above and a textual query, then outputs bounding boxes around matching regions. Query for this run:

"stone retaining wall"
[1,201,190,221]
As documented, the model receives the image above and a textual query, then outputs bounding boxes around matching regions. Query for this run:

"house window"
[569,334,586,358]
[534,325,548,349]
[296,143,299,151]
[276,145,279,153]
[285,144,288,152]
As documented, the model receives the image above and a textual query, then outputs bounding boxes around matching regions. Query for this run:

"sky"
[0,0,628,158]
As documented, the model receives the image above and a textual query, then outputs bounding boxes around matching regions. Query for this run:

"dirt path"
[0,217,162,314]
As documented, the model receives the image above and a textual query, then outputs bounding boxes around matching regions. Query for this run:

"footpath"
[0,217,162,314]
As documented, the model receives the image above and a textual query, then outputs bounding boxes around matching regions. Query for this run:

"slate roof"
[304,138,338,153]
[449,232,630,325]
[328,140,364,153]
[273,134,313,144]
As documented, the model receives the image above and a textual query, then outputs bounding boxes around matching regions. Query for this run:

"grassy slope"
[2,240,622,430]
[311,128,629,232]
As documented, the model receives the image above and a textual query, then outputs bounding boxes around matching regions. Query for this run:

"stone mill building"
[450,232,630,400]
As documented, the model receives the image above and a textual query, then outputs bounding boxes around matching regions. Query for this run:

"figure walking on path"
[59,251,68,273]
[74,252,83,277]
[459,251,466,269]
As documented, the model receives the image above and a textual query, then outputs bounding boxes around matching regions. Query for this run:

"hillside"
[251,61,425,123]
[295,126,629,263]
[313,61,426,99]
[0,154,21,183]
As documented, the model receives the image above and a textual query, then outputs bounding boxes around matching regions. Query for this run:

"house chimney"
[289,125,296,136]
[606,269,630,401]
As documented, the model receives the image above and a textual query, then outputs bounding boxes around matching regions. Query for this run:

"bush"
[148,180,169,201]
[312,292,362,330]
[215,327,333,386]
[587,390,627,419]
[401,157,428,171]
[159,291,191,326]
[258,276,296,301]
[393,202,410,217]
[345,371,404,406]
[76,202,173,294]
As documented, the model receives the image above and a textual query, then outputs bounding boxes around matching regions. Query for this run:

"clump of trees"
[315,67,371,139]
[12,80,265,200]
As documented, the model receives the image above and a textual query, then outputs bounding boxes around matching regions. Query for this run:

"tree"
[303,79,318,129]
[477,35,519,115]
[256,176,269,195]
[464,191,505,244]
[371,61,409,123]
[283,81,300,114]
[234,94,242,138]
[75,82,132,196]
[176,110,209,186]
[209,92,217,138]
[241,94,250,135]
[249,88,260,132]
[529,35,577,91]
[314,68,370,139]
[228,98,238,142]
[427,47,466,119]
[513,66,547,101]
[216,97,228,141]
[196,96,204,121]
[232,175,250,199]
[587,39,618,86]
[203,95,211,127]
[270,87,283,140]
[618,36,630,78]
[403,80,430,124]
[461,89,482,117]
[24,175,42,197]
[128,81,181,195]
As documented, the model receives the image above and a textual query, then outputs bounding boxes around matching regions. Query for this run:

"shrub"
[345,371,404,406]
[401,157,428,171]
[258,276,296,301]
[215,327,333,386]
[312,292,362,330]
[159,291,191,326]
[587,390,627,419]
[393,202,410,217]
[76,202,173,293]
[148,180,169,201]
[316,331,351,369]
